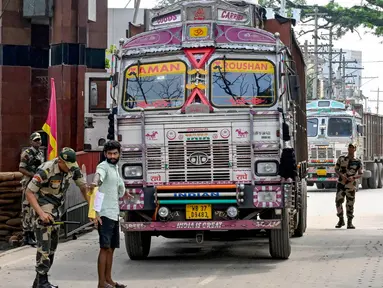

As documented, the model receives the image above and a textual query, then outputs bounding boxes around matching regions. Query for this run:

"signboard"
[126,61,186,78]
[152,10,182,26]
[187,7,212,21]
[217,9,247,22]
[189,26,209,38]
[211,60,274,74]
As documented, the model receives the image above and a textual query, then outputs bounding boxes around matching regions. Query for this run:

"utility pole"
[342,53,346,99]
[320,27,334,99]
[132,0,141,24]
[305,6,327,99]
[280,0,286,17]
[313,6,319,99]
[357,76,378,111]
[328,26,333,99]
[371,88,381,114]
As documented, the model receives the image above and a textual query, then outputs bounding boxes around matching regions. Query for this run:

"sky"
[107,0,383,113]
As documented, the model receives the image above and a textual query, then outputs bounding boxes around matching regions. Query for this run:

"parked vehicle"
[84,0,308,260]
[307,99,382,190]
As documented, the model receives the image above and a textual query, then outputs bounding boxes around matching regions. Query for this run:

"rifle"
[38,219,81,226]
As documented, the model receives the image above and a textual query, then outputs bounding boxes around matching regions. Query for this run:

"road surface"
[1,186,383,288]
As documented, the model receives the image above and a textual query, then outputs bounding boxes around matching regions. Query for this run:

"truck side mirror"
[357,124,363,135]
[289,74,300,101]
[113,72,119,87]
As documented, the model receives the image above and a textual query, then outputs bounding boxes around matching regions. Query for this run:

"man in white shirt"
[91,140,132,288]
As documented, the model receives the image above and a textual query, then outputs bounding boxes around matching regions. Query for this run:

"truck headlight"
[255,161,278,176]
[123,165,143,179]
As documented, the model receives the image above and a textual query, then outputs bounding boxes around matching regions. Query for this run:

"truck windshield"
[307,118,318,137]
[328,117,352,137]
[210,59,275,107]
[122,61,186,110]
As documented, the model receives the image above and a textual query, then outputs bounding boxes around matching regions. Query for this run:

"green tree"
[287,0,383,39]
[156,0,382,39]
[105,45,118,69]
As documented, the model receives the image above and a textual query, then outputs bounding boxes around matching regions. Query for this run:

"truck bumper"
[120,219,281,232]
[307,177,337,183]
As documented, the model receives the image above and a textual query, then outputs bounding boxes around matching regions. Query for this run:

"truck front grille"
[311,147,334,159]
[168,140,231,182]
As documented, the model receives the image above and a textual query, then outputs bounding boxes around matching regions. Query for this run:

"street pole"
[304,40,309,100]
[313,6,319,99]
[133,0,141,23]
[328,26,333,99]
[280,0,286,17]
[371,88,380,114]
[342,54,346,99]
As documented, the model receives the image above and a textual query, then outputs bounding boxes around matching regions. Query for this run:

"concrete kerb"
[0,226,95,258]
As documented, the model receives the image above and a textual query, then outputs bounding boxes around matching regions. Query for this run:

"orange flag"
[42,78,58,160]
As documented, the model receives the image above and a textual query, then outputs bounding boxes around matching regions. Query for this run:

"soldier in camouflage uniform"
[19,132,44,246]
[25,147,89,288]
[334,143,363,229]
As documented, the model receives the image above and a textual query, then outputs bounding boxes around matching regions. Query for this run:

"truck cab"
[306,99,363,189]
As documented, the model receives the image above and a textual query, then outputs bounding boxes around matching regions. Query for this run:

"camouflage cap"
[30,132,41,141]
[59,147,79,171]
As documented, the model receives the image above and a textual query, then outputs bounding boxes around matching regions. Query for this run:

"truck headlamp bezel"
[255,160,279,176]
[122,164,143,179]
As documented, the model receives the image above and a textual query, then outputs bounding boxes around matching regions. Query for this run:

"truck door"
[84,72,113,151]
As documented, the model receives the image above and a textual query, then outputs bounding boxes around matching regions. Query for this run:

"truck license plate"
[186,204,212,220]
[317,169,327,176]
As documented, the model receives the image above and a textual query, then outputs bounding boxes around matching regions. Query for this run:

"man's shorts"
[97,216,120,249]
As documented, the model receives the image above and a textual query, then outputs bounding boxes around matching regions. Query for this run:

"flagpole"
[42,78,58,160]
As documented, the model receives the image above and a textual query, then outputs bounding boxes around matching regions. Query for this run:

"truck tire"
[294,179,307,237]
[269,209,291,259]
[378,163,383,188]
[368,163,378,189]
[124,231,151,260]
[124,212,151,260]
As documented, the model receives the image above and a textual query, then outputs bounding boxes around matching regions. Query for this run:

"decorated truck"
[84,0,308,260]
[307,99,383,190]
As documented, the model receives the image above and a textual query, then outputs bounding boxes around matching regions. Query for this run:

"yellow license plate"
[186,204,212,220]
[317,169,327,176]
[189,26,208,38]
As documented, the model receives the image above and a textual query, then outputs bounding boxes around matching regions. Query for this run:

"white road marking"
[198,263,233,286]
[198,275,217,286]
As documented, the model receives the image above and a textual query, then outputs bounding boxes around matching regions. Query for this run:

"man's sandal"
[114,283,127,288]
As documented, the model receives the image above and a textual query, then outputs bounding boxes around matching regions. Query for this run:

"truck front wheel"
[294,179,307,237]
[269,209,291,259]
[124,231,151,260]
[124,212,151,260]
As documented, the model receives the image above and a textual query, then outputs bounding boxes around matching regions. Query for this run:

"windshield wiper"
[214,56,249,105]
[129,62,148,104]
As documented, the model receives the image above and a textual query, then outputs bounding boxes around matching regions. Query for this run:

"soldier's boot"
[35,273,57,288]
[335,217,345,228]
[347,218,355,229]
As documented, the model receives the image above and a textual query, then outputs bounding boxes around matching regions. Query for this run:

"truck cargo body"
[361,111,383,189]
